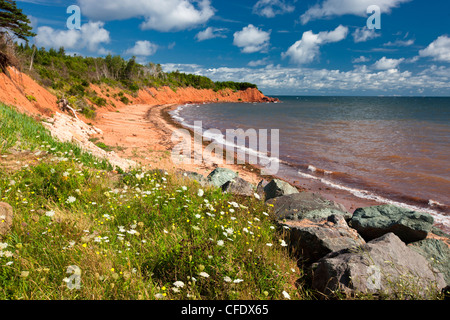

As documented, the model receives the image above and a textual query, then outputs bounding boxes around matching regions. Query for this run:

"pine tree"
[0,0,36,42]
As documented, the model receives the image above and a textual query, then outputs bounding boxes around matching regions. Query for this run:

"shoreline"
[74,95,448,235]
[160,103,450,234]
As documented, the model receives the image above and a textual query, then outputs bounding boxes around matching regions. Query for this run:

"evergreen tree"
[0,0,35,42]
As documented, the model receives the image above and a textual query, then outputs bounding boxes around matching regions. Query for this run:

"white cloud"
[162,63,450,95]
[300,0,411,24]
[253,0,295,18]
[352,27,381,43]
[233,24,271,53]
[419,35,450,63]
[352,56,370,63]
[35,21,110,53]
[373,56,405,70]
[195,27,227,41]
[383,39,414,47]
[125,40,158,56]
[77,0,215,32]
[248,57,269,67]
[282,25,348,65]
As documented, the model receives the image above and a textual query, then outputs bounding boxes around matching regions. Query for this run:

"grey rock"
[267,192,351,221]
[0,202,13,238]
[279,215,365,264]
[409,239,450,286]
[207,168,238,187]
[255,179,269,200]
[312,233,446,298]
[178,171,210,187]
[349,205,434,243]
[264,179,299,201]
[222,177,255,197]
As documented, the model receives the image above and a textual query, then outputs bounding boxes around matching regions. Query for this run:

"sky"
[14,0,450,96]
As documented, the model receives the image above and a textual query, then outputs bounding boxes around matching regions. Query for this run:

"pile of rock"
[181,167,449,299]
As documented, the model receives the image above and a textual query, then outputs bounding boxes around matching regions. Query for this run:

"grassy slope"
[0,102,308,300]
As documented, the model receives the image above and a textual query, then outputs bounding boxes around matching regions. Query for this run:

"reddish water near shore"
[171,96,450,232]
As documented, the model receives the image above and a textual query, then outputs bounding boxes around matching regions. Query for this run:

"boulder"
[280,215,365,264]
[255,179,269,200]
[311,233,446,298]
[349,205,434,243]
[207,168,238,187]
[0,202,13,238]
[178,171,210,187]
[222,177,255,197]
[264,179,299,201]
[409,239,450,286]
[267,192,350,221]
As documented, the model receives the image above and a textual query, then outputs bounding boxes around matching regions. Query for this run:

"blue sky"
[15,0,450,96]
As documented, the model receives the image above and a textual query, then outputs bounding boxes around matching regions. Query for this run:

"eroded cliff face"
[91,85,278,110]
[0,66,278,119]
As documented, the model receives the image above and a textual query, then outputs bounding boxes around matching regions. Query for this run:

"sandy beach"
[92,102,385,211]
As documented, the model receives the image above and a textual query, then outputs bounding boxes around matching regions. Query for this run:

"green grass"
[0,103,112,171]
[0,103,305,300]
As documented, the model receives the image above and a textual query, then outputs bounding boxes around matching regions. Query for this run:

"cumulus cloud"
[282,25,348,65]
[300,0,411,24]
[252,0,295,18]
[233,24,271,53]
[125,40,158,56]
[77,0,215,32]
[373,56,405,70]
[419,35,450,62]
[352,56,370,63]
[352,27,381,43]
[248,57,270,67]
[195,27,227,41]
[162,63,450,95]
[35,21,110,53]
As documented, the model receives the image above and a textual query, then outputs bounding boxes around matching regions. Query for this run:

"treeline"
[15,43,258,99]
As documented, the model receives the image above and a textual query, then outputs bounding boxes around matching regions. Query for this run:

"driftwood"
[58,98,80,120]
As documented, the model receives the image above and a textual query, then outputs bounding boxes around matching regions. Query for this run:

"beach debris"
[311,233,446,298]
[349,204,434,243]
[279,214,365,264]
[263,178,299,201]
[0,202,13,238]
[58,98,80,120]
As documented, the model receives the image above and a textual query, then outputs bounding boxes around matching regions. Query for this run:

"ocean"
[170,96,450,230]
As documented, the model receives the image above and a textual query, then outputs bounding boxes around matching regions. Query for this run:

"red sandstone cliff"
[0,66,278,119]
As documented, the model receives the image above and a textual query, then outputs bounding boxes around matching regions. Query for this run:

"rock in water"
[207,168,238,187]
[409,239,450,286]
[0,202,13,238]
[264,179,299,201]
[349,204,434,243]
[280,215,366,264]
[312,233,446,298]
[267,192,350,221]
[222,177,255,197]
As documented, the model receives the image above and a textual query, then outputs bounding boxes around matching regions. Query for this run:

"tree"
[0,0,35,42]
